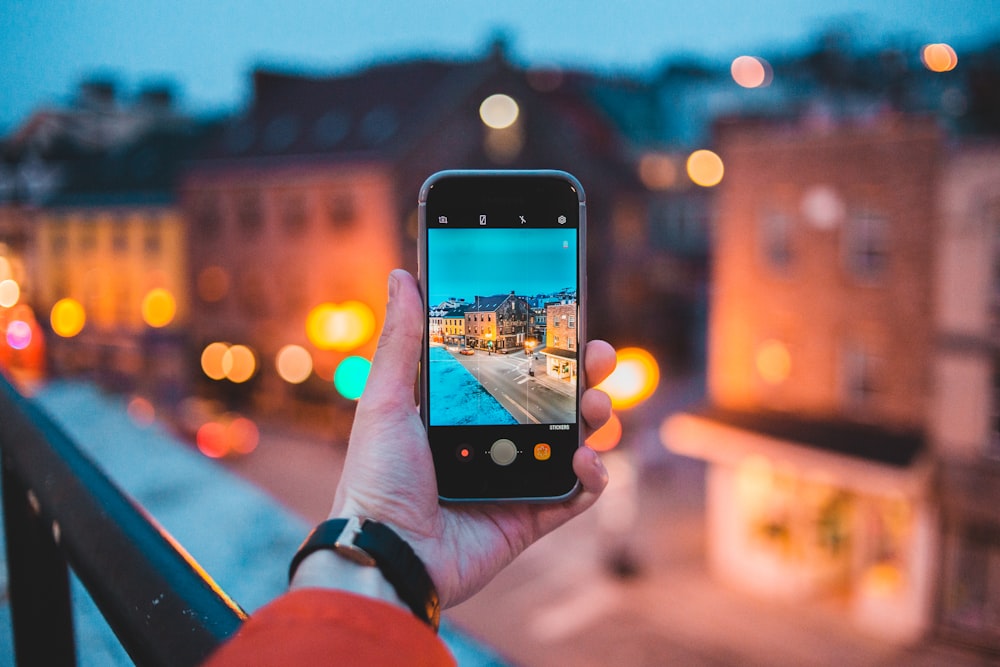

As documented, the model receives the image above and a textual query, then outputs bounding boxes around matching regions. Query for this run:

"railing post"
[2,458,77,666]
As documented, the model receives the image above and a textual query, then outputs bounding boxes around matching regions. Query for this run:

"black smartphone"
[418,170,586,502]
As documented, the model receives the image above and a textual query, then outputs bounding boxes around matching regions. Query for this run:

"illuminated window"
[845,209,888,281]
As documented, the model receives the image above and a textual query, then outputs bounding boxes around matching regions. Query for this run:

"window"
[237,190,263,235]
[760,209,792,270]
[842,342,882,410]
[327,191,356,229]
[112,224,128,253]
[845,209,888,281]
[194,194,222,240]
[80,223,97,252]
[144,220,161,255]
[281,192,307,234]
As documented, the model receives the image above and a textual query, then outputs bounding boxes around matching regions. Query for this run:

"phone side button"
[489,439,518,466]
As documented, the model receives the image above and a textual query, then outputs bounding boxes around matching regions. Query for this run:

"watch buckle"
[333,516,377,567]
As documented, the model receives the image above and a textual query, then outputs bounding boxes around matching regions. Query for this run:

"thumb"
[357,269,424,412]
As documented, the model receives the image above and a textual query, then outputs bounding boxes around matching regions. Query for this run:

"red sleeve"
[202,589,456,667]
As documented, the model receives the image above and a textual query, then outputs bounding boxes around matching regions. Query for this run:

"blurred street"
[223,375,997,666]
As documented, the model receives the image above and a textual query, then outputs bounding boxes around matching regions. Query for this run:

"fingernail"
[388,271,399,301]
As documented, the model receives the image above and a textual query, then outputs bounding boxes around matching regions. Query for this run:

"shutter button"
[489,439,518,466]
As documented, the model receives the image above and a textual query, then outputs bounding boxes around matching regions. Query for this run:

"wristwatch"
[288,517,441,630]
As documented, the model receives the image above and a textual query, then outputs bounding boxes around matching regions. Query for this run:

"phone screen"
[419,171,585,501]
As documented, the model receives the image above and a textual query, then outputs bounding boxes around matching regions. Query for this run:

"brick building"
[543,301,578,382]
[665,116,944,641]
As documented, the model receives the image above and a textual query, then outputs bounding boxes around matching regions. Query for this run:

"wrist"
[289,549,407,610]
[288,517,441,630]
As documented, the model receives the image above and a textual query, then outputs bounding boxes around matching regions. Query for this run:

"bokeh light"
[921,43,958,72]
[686,149,725,187]
[127,396,156,427]
[227,416,260,455]
[51,298,86,338]
[306,300,376,351]
[596,347,660,410]
[196,414,260,458]
[731,55,772,88]
[638,152,678,190]
[6,320,32,350]
[0,279,20,308]
[276,344,313,384]
[334,355,371,400]
[201,342,230,380]
[196,421,228,458]
[479,94,520,129]
[756,339,792,384]
[586,411,623,452]
[222,344,256,383]
[141,288,177,328]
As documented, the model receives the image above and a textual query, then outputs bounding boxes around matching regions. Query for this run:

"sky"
[428,228,577,305]
[2,1,998,133]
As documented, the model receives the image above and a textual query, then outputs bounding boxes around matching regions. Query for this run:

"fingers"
[357,269,424,413]
[584,339,616,387]
[581,386,612,431]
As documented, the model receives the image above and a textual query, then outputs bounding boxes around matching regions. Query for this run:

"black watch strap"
[288,517,441,630]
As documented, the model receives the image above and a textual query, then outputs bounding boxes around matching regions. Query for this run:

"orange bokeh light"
[276,344,314,384]
[141,288,177,328]
[731,55,772,88]
[586,411,623,452]
[596,347,660,411]
[51,298,86,338]
[921,43,958,73]
[306,300,376,351]
[638,152,678,190]
[687,149,724,187]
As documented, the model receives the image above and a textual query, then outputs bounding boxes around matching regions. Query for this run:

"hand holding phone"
[327,267,613,607]
[419,170,587,501]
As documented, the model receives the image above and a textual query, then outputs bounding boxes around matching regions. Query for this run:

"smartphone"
[418,170,586,502]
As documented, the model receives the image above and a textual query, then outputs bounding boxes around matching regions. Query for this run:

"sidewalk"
[0,382,506,666]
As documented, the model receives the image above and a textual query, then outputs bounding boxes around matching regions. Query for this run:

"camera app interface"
[427,225,579,427]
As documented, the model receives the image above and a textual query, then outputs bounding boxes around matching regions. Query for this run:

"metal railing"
[0,373,247,666]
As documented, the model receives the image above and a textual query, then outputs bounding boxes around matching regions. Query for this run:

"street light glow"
[51,298,86,338]
[596,347,660,410]
[479,94,519,129]
[687,149,725,187]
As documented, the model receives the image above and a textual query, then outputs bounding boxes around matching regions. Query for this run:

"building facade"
[543,301,578,382]
[665,116,943,641]
[464,293,529,353]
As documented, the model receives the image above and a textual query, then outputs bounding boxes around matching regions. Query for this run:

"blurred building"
[665,115,945,642]
[0,82,207,396]
[181,43,639,418]
[933,139,1000,650]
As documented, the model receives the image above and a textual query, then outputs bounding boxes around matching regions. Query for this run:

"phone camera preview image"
[426,227,579,429]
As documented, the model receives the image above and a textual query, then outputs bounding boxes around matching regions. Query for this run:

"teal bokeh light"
[334,356,371,400]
